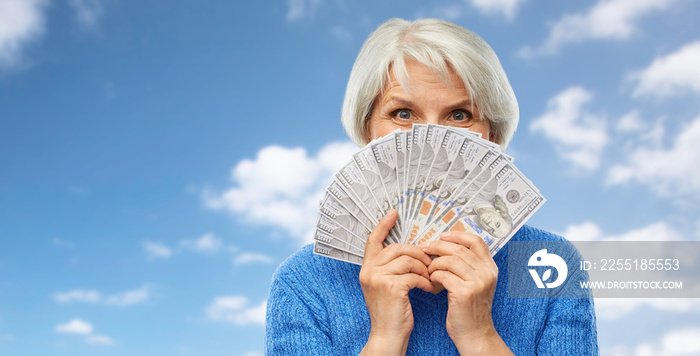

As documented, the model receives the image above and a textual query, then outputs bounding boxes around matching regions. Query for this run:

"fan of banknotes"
[313,124,545,265]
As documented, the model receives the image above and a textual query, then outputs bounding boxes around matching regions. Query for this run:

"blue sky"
[1,0,700,355]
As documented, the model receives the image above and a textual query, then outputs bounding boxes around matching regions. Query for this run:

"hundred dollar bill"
[315,213,365,255]
[313,229,364,256]
[405,124,448,235]
[429,149,502,220]
[318,191,381,249]
[319,193,371,241]
[326,181,375,236]
[334,163,400,243]
[415,152,508,243]
[369,135,403,235]
[314,123,545,265]
[450,126,503,151]
[353,135,402,240]
[313,242,363,265]
[427,138,497,219]
[405,125,434,224]
[405,128,469,242]
[407,139,495,244]
[401,125,427,227]
[394,131,409,235]
[436,161,546,256]
[453,126,485,139]
[334,165,379,224]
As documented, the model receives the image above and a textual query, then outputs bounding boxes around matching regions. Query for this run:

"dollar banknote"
[313,124,545,265]
[314,242,363,265]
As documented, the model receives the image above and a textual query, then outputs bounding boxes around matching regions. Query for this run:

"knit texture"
[265,225,599,355]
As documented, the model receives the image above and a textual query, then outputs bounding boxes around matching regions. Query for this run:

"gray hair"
[340,18,519,151]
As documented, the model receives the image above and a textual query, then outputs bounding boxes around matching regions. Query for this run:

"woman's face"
[367,60,491,141]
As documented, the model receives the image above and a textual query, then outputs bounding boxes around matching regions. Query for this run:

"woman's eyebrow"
[448,100,475,110]
[385,97,474,109]
[385,96,414,107]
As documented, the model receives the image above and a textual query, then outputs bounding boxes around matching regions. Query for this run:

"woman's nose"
[423,115,441,125]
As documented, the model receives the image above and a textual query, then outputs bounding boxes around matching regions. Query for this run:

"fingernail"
[440,232,450,239]
[420,241,430,249]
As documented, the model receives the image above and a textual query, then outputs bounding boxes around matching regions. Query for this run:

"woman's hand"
[359,210,434,355]
[420,231,513,356]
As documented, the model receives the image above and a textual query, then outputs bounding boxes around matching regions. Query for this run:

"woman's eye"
[451,110,472,121]
[394,109,412,120]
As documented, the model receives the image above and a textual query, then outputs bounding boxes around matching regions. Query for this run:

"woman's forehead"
[377,61,474,109]
[386,59,464,93]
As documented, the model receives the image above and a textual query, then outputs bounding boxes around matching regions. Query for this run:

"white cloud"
[423,4,463,20]
[0,0,48,69]
[180,233,223,254]
[233,252,273,266]
[146,235,233,258]
[641,118,666,148]
[86,334,115,345]
[204,141,357,245]
[286,0,322,21]
[563,221,683,241]
[55,319,116,346]
[631,41,700,97]
[616,110,645,133]
[68,0,105,29]
[467,0,525,20]
[603,327,700,355]
[519,0,674,57]
[55,319,93,335]
[596,298,700,320]
[53,289,101,303]
[52,237,76,248]
[607,115,700,197]
[205,296,266,325]
[144,241,172,259]
[530,86,608,171]
[417,0,524,21]
[657,328,700,356]
[330,26,351,43]
[53,287,149,306]
[103,287,149,306]
[560,221,604,241]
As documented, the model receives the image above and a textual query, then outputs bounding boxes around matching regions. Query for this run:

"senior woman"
[266,18,598,355]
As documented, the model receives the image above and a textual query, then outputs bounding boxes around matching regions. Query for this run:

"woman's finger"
[383,255,431,280]
[419,239,480,268]
[395,273,435,294]
[428,255,473,278]
[428,269,464,292]
[364,209,398,261]
[374,243,432,267]
[440,231,492,262]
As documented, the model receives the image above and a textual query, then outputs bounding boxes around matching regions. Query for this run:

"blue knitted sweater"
[265,226,598,355]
